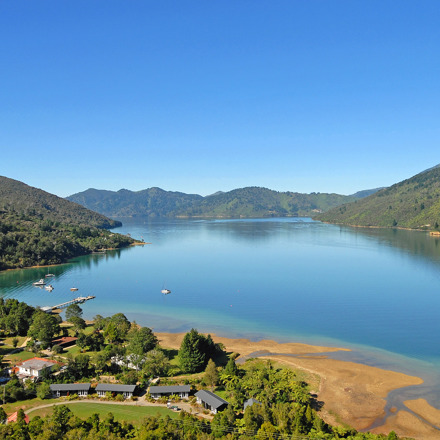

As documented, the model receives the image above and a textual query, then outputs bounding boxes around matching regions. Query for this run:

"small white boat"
[70,287,78,292]
[45,284,54,292]
[45,273,55,278]
[161,289,171,295]
[32,279,46,286]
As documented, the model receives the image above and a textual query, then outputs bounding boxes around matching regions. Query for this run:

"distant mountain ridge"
[316,165,440,230]
[67,186,378,219]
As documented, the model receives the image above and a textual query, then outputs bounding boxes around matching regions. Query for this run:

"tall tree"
[103,313,130,342]
[27,311,60,348]
[204,359,219,390]
[178,329,207,373]
[65,304,83,321]
[127,325,158,356]
[143,349,171,377]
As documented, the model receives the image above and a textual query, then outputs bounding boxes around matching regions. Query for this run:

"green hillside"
[0,176,121,229]
[67,186,372,218]
[0,176,135,271]
[68,187,203,218]
[316,166,440,230]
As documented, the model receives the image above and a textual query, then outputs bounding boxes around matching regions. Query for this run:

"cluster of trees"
[178,328,223,374]
[0,299,34,336]
[0,208,134,270]
[0,401,402,439]
[200,359,400,440]
[0,298,61,350]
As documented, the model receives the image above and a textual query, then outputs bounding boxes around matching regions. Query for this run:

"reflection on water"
[1,217,440,391]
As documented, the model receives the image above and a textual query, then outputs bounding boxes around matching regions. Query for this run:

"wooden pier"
[41,296,95,313]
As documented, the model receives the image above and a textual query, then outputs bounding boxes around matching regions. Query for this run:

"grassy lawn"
[3,336,27,347]
[4,350,37,364]
[212,389,228,400]
[63,345,81,356]
[2,397,60,415]
[63,345,99,357]
[29,402,179,424]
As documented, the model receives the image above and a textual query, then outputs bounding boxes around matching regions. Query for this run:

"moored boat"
[45,284,54,291]
[32,279,45,286]
[161,289,171,295]
[70,287,78,292]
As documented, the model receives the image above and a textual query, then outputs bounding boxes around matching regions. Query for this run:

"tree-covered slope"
[316,166,440,230]
[0,176,135,270]
[67,186,374,218]
[68,187,203,217]
[0,176,120,228]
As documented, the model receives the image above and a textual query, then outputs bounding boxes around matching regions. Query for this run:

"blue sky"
[1,1,439,197]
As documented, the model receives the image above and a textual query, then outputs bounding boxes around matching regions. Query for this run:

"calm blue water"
[1,217,440,406]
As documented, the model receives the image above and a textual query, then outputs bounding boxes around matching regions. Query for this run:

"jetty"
[40,296,95,313]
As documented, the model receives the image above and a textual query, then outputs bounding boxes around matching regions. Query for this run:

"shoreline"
[156,332,440,439]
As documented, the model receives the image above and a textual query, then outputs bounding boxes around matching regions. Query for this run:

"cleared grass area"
[63,345,81,356]
[212,389,228,400]
[4,350,38,364]
[2,397,60,415]
[3,336,27,347]
[29,402,179,424]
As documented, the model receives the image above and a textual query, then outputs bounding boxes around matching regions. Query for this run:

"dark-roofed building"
[195,390,228,414]
[244,397,262,411]
[51,336,78,349]
[149,385,191,399]
[50,383,91,397]
[95,383,136,399]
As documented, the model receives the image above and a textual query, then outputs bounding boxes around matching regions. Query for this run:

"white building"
[16,357,58,380]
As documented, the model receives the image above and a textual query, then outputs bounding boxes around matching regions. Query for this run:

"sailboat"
[161,283,171,295]
[45,268,55,278]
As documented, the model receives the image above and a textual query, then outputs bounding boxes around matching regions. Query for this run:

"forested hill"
[0,176,135,270]
[67,186,378,218]
[0,176,120,229]
[316,165,440,230]
[67,187,203,218]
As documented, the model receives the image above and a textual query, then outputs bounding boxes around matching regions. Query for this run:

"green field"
[29,402,179,424]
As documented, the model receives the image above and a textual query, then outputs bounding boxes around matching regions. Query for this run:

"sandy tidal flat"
[157,332,440,439]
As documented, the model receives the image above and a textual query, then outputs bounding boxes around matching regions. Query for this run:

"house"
[149,385,191,399]
[7,412,30,424]
[195,390,228,414]
[244,397,262,411]
[50,383,91,397]
[16,357,58,381]
[95,383,136,399]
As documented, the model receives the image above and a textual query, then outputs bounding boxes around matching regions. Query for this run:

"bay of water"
[1,217,440,409]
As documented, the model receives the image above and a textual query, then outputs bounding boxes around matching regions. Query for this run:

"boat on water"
[45,273,55,278]
[32,279,46,286]
[45,284,54,292]
[161,289,171,295]
[70,287,78,292]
